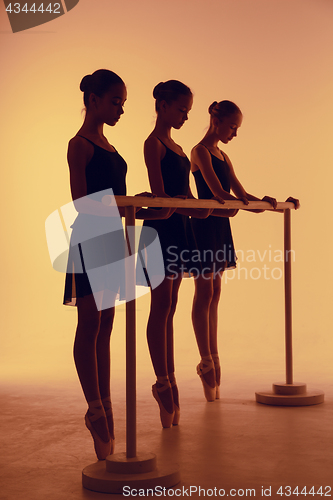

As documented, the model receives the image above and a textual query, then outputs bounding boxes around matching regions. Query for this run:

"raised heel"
[85,401,112,460]
[197,357,216,402]
[152,382,175,428]
[102,396,115,454]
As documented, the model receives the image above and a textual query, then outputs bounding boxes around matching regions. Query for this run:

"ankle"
[152,382,174,419]
[211,353,221,386]
[88,398,103,407]
[211,353,220,365]
[87,399,104,414]
[102,401,114,441]
[156,375,171,390]
[168,374,179,408]
[200,355,214,367]
[101,396,112,409]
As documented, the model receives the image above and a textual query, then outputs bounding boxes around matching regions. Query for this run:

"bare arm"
[140,136,176,219]
[191,145,238,201]
[190,144,238,217]
[144,136,169,197]
[224,152,277,212]
[67,136,90,202]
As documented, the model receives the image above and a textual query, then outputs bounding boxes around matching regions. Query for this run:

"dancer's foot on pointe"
[152,376,174,428]
[102,395,115,454]
[197,356,216,402]
[85,399,111,460]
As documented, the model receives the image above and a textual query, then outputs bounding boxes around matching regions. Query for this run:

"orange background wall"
[0,0,332,385]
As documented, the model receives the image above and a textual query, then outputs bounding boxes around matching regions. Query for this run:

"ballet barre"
[114,195,294,210]
[82,197,324,494]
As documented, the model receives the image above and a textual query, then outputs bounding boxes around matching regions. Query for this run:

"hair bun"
[80,74,92,92]
[153,82,165,99]
[208,101,218,114]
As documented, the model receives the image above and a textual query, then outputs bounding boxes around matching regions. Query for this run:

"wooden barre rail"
[114,196,296,211]
[119,197,296,459]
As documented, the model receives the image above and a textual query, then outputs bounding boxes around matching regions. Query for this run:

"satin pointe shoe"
[212,353,221,400]
[102,396,115,454]
[169,375,180,425]
[85,399,112,460]
[197,356,216,402]
[152,377,175,428]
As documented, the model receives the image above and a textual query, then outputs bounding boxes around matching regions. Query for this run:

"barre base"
[255,382,324,406]
[82,451,180,494]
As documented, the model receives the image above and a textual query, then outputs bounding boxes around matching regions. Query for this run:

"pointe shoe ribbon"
[169,377,180,426]
[152,379,175,428]
[102,396,115,454]
[212,353,221,400]
[197,357,216,402]
[85,399,112,460]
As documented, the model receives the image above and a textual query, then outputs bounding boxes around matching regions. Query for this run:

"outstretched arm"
[190,144,239,218]
[191,145,238,201]
[225,152,277,213]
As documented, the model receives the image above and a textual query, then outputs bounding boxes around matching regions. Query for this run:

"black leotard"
[139,139,194,279]
[191,147,236,274]
[63,136,127,306]
[82,137,127,196]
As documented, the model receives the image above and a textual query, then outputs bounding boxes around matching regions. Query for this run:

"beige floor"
[0,372,332,500]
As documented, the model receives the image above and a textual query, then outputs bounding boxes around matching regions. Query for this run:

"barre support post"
[284,208,293,385]
[125,205,137,458]
[255,209,324,406]
[82,204,180,493]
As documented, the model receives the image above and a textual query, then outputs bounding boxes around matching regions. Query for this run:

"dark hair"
[153,80,192,111]
[80,69,125,109]
[208,100,242,121]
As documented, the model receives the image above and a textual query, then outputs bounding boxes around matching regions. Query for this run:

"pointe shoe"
[85,399,112,460]
[102,396,115,454]
[197,357,216,402]
[169,377,180,425]
[212,354,221,400]
[173,403,180,426]
[152,379,175,428]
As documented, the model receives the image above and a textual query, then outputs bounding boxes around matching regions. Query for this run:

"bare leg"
[209,274,222,389]
[74,295,101,402]
[192,274,215,389]
[209,274,222,355]
[74,294,109,444]
[147,277,174,416]
[147,278,173,377]
[166,274,183,412]
[166,274,183,374]
[97,305,116,440]
[96,306,115,398]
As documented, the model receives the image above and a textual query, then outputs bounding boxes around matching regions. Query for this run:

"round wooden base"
[255,382,324,406]
[82,452,181,494]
